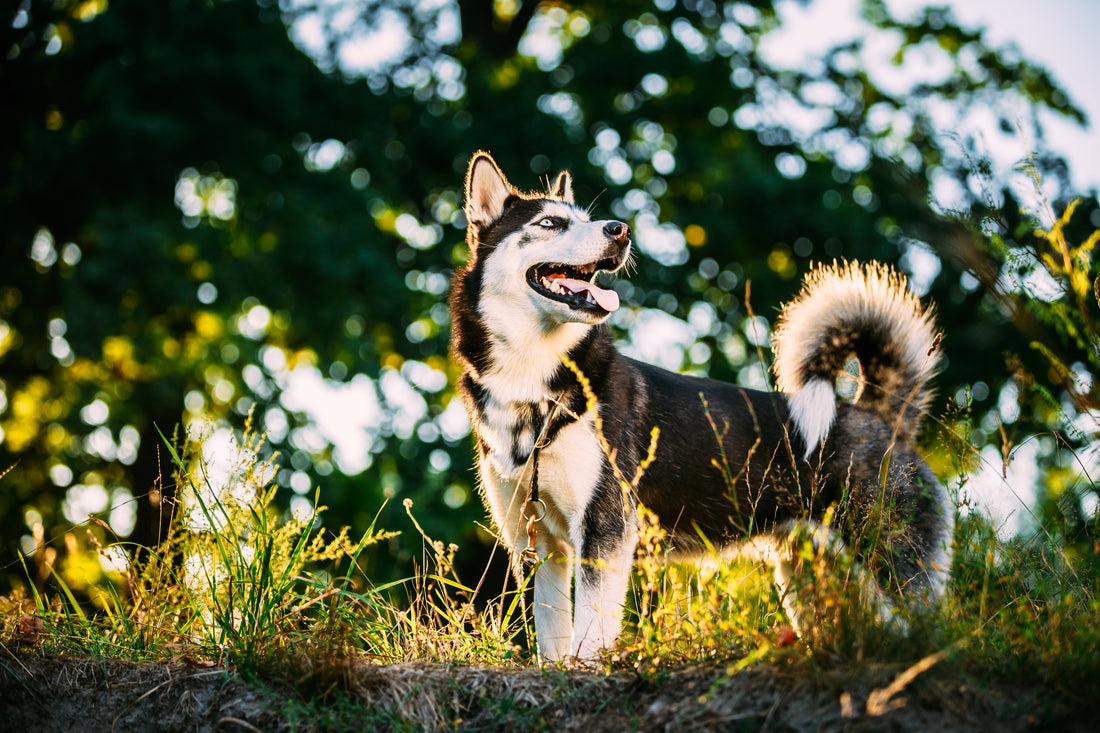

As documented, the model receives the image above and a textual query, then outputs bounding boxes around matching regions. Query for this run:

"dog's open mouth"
[527,259,622,313]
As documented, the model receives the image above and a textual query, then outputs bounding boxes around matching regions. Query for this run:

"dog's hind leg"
[878,462,955,606]
[740,519,824,637]
[741,519,900,640]
[532,533,574,661]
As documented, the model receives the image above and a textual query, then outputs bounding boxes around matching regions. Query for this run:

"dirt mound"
[0,653,1053,731]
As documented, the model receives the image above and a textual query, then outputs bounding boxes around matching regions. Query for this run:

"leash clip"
[521,499,546,564]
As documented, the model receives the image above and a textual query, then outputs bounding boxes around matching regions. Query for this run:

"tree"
[2,0,1095,600]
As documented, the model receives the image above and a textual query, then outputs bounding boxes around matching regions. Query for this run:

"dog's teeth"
[543,277,565,295]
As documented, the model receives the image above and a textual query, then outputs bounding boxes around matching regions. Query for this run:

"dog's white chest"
[479,401,605,529]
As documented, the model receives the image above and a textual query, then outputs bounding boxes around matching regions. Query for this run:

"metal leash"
[520,403,560,564]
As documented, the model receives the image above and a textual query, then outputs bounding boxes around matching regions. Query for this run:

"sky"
[890,0,1099,195]
[760,0,1100,211]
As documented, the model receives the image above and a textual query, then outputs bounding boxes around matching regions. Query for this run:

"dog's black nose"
[604,221,630,242]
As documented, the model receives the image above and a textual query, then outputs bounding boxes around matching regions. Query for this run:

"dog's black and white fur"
[450,152,953,661]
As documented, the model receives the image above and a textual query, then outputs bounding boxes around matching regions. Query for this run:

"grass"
[2,416,537,670]
[3,392,1098,729]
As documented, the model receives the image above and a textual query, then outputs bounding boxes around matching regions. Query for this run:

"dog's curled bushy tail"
[772,261,941,457]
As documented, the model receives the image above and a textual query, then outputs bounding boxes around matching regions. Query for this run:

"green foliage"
[969,164,1100,557]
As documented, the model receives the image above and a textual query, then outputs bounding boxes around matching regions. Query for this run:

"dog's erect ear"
[550,170,574,203]
[465,152,512,228]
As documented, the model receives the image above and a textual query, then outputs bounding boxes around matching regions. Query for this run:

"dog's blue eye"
[538,218,556,228]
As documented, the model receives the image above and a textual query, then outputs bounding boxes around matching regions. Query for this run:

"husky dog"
[450,151,953,661]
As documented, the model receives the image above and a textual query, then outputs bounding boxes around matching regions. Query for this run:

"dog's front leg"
[532,533,573,661]
[570,534,637,659]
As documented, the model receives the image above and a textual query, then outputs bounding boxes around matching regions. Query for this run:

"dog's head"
[463,152,631,327]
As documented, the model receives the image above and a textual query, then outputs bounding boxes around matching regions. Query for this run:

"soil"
[3,651,1080,732]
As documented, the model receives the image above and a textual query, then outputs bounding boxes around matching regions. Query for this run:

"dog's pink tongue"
[556,277,620,312]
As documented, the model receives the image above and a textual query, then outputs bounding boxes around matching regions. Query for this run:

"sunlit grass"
[1,415,539,670]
